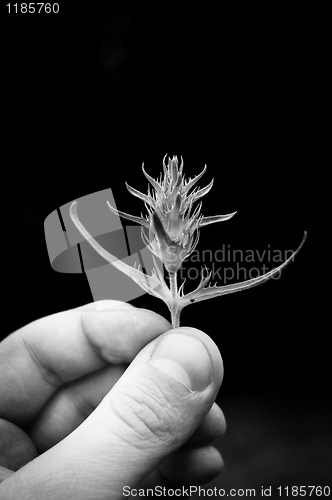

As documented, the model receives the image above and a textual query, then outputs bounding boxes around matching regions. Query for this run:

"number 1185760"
[6,3,59,13]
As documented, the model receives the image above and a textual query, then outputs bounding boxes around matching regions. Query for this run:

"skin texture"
[0,300,226,499]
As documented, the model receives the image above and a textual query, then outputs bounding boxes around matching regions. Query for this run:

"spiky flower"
[107,155,236,272]
[70,155,306,328]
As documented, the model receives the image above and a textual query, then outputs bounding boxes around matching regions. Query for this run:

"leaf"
[69,201,172,306]
[107,201,150,228]
[199,212,237,227]
[178,231,307,310]
[177,267,212,298]
[183,165,207,193]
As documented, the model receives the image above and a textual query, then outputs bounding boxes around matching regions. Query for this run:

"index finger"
[0,301,171,426]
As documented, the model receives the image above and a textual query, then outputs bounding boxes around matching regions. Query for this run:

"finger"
[29,358,225,454]
[28,364,127,452]
[0,419,37,470]
[29,379,225,454]
[185,402,226,447]
[0,301,171,426]
[160,445,224,485]
[0,465,14,483]
[136,444,224,491]
[0,328,224,500]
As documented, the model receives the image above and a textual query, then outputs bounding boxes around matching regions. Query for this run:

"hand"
[0,301,225,499]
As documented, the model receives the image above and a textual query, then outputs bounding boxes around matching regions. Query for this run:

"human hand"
[0,301,225,499]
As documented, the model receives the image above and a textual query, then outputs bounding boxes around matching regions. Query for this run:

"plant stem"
[169,271,177,297]
[169,271,180,328]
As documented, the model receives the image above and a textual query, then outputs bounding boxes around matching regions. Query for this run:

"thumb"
[1,328,223,500]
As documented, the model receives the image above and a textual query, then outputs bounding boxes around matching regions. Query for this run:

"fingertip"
[81,305,172,363]
[160,445,224,486]
[136,308,172,331]
[186,403,226,447]
[159,326,224,387]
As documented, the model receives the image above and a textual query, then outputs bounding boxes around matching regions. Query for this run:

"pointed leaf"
[187,179,214,204]
[183,165,207,193]
[70,201,172,305]
[199,212,237,226]
[178,232,307,309]
[107,201,150,228]
[141,164,162,193]
[176,268,212,299]
[125,182,154,206]
[162,154,168,176]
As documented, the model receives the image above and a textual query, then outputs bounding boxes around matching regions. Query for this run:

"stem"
[169,271,177,297]
[169,271,180,328]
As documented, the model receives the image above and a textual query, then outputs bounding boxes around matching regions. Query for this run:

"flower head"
[70,155,307,329]
[108,155,236,272]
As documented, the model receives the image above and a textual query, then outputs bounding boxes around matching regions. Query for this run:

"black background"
[1,2,330,495]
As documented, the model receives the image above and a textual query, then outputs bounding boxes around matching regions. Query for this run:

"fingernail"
[150,333,214,392]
